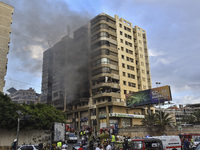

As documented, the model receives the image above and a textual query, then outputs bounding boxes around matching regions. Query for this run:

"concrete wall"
[0,129,51,150]
[118,125,200,137]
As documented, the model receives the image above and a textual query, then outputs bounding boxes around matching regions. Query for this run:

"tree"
[193,110,200,124]
[0,92,66,130]
[21,103,67,130]
[182,114,196,124]
[155,111,173,135]
[0,92,21,130]
[141,113,157,136]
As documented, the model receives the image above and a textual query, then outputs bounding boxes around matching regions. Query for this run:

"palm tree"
[155,111,173,135]
[141,113,157,136]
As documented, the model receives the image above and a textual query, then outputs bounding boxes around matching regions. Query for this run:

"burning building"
[41,13,154,131]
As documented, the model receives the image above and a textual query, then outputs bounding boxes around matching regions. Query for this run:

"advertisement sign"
[126,85,172,107]
[99,114,107,118]
[54,122,65,142]
[109,113,144,119]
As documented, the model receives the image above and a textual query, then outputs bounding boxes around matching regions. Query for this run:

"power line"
[5,77,41,88]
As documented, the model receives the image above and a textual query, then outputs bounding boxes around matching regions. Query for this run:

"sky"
[1,0,200,106]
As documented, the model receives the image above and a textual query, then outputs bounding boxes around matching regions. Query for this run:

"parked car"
[66,133,78,143]
[18,145,38,150]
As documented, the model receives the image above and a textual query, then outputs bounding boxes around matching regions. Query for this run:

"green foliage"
[0,92,21,130]
[0,92,66,130]
[99,132,110,140]
[141,113,156,127]
[142,111,173,135]
[193,110,200,123]
[182,114,196,124]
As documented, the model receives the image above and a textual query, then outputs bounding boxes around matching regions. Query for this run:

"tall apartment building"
[65,13,153,131]
[41,13,153,131]
[41,26,90,109]
[0,2,14,92]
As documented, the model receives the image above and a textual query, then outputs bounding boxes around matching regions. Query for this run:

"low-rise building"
[7,87,40,104]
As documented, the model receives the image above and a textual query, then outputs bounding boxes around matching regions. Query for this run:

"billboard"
[126,85,172,107]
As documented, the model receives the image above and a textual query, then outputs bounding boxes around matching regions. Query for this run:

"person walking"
[184,138,189,150]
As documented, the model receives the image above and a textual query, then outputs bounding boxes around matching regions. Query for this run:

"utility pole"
[16,110,23,149]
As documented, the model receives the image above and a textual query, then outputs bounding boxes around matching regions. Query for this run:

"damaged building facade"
[41,13,154,131]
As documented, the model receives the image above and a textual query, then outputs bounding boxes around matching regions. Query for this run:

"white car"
[66,133,78,143]
[18,145,38,150]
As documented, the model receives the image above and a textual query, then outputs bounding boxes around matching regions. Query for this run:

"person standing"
[57,141,62,150]
[111,134,116,150]
[11,139,17,150]
[106,141,112,150]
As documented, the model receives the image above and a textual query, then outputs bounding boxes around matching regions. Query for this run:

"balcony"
[92,82,120,89]
[93,92,120,99]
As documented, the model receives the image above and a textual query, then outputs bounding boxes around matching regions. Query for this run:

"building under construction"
[41,13,154,131]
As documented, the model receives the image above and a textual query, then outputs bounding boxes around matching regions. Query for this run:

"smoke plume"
[2,0,92,76]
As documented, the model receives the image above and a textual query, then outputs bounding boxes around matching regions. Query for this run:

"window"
[129,50,133,54]
[120,39,123,43]
[119,23,122,27]
[123,72,126,76]
[140,54,143,58]
[121,47,124,51]
[128,73,130,78]
[91,58,110,66]
[130,58,134,63]
[130,66,134,71]
[131,74,135,79]
[124,90,127,94]
[142,77,146,82]
[122,63,125,68]
[125,33,127,37]
[142,69,145,73]
[141,62,144,66]
[121,55,124,59]
[127,65,130,69]
[126,57,129,61]
[126,49,129,53]
[120,31,123,35]
[132,83,136,87]
[123,81,126,85]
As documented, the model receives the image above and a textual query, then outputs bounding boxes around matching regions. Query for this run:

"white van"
[152,136,182,150]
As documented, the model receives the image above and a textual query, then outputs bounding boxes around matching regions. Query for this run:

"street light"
[155,82,162,124]
[16,110,23,149]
